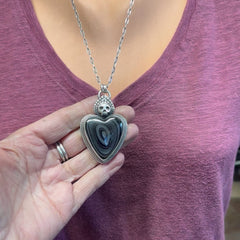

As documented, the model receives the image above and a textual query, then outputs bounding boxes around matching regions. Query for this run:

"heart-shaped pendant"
[80,94,127,164]
[80,114,127,164]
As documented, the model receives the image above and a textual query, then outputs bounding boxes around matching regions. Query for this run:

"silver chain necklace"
[70,0,135,164]
[70,0,135,90]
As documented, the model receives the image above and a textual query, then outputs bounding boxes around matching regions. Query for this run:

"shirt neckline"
[17,0,196,106]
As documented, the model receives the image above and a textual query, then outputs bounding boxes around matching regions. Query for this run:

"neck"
[77,0,132,15]
[73,0,137,42]
[71,0,179,43]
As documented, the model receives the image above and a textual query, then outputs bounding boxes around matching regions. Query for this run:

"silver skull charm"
[94,95,115,118]
[97,103,111,117]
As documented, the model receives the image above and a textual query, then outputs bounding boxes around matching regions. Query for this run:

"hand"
[0,96,138,240]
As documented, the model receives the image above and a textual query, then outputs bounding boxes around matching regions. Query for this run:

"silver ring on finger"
[56,141,69,163]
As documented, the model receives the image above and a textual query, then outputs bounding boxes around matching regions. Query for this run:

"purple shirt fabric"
[1,0,240,239]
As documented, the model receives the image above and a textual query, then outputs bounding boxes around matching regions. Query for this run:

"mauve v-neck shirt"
[1,0,240,239]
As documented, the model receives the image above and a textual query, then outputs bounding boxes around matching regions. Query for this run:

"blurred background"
[225,147,240,240]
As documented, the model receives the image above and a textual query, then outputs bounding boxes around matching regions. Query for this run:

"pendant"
[80,88,127,164]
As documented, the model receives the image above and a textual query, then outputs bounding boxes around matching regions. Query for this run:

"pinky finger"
[72,152,125,214]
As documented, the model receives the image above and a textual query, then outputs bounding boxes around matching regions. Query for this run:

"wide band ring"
[56,141,69,163]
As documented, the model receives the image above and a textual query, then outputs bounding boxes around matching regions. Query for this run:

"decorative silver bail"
[101,84,108,93]
[98,84,111,99]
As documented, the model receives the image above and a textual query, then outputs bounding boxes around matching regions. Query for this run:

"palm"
[0,134,74,239]
[0,96,138,240]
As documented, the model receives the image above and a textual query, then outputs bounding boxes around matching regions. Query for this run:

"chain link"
[70,0,135,89]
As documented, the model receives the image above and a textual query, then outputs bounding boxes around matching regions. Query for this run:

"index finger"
[29,96,97,144]
[27,96,135,145]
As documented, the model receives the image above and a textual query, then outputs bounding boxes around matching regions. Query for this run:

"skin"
[31,0,187,98]
[0,96,138,240]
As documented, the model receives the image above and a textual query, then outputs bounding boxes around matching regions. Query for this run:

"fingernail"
[115,152,125,165]
[108,153,125,176]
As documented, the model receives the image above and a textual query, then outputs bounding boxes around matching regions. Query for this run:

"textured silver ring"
[56,141,69,163]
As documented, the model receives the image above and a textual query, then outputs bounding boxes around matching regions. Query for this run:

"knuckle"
[58,109,75,130]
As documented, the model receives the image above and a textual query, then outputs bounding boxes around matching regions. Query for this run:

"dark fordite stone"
[85,117,123,159]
